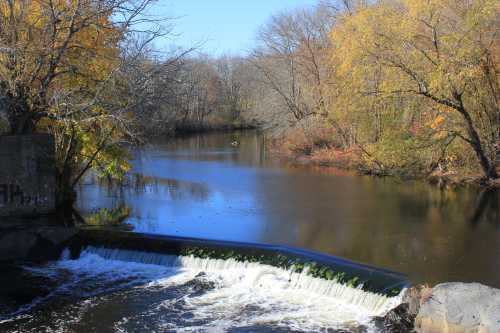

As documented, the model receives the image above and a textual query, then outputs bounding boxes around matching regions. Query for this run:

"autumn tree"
[329,0,499,180]
[0,0,167,206]
[122,40,195,136]
[131,54,253,134]
[216,56,245,122]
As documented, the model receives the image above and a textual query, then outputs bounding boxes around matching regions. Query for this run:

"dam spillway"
[1,232,407,332]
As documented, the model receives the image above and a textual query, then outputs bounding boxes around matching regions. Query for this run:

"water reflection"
[470,188,500,226]
[77,130,500,287]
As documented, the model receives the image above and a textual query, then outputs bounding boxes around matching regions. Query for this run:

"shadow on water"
[76,130,500,287]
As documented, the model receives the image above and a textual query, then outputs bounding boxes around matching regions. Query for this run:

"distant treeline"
[128,55,257,136]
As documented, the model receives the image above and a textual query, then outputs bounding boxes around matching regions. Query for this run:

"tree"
[0,0,167,206]
[251,4,336,125]
[330,0,499,180]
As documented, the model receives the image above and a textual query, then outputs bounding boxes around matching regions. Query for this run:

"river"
[2,130,499,332]
[77,130,500,288]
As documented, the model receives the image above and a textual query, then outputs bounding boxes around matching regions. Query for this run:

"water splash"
[1,247,403,332]
[84,246,401,315]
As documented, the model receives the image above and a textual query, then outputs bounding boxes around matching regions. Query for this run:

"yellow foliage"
[325,0,499,177]
[430,115,445,130]
[0,1,133,186]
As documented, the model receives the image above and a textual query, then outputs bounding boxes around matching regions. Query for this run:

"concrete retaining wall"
[0,134,56,216]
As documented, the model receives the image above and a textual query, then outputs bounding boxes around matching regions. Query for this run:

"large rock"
[373,303,415,332]
[415,283,500,333]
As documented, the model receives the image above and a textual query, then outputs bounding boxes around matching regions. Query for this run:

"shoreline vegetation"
[266,126,500,189]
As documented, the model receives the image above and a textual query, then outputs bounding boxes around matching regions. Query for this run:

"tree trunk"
[56,168,77,208]
[6,96,37,134]
[9,114,36,134]
[458,105,498,180]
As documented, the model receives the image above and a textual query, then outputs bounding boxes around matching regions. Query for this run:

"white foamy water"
[1,248,403,332]
[83,247,401,331]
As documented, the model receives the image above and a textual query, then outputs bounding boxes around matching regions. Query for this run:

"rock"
[489,178,500,188]
[373,303,415,333]
[186,272,217,293]
[415,282,500,333]
[402,285,433,317]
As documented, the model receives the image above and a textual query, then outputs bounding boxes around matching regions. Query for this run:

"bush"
[282,124,343,157]
[86,205,131,227]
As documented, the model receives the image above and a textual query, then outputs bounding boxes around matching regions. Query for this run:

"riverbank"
[145,123,497,188]
[268,128,500,189]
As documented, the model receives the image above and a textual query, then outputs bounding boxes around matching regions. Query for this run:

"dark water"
[77,130,500,287]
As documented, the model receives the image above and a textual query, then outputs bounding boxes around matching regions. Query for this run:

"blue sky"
[149,0,320,56]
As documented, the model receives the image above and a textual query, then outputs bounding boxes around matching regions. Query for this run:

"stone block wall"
[0,134,56,216]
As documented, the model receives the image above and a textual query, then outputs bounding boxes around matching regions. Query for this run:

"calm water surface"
[77,130,500,287]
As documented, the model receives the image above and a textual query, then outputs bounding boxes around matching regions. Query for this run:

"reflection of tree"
[470,188,500,227]
[155,130,269,167]
[129,174,211,202]
[88,172,211,202]
[254,173,500,286]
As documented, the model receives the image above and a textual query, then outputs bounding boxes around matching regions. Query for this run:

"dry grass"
[271,125,358,169]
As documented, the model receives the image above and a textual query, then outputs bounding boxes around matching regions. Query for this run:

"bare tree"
[247,4,336,133]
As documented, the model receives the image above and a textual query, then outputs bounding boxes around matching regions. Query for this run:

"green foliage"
[362,130,432,177]
[86,205,131,227]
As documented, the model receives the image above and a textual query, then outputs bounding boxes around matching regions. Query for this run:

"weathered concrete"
[0,231,39,260]
[0,218,78,262]
[0,134,56,216]
[415,283,500,333]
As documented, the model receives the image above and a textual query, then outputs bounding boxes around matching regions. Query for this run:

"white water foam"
[3,247,403,332]
[83,247,401,330]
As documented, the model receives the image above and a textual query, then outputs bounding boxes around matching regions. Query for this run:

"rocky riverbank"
[379,283,500,333]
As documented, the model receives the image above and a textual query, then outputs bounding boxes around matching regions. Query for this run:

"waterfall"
[80,246,402,316]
